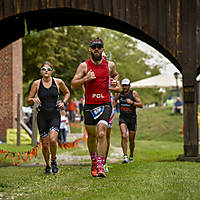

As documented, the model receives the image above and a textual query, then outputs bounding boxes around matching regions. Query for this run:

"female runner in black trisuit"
[28,61,70,174]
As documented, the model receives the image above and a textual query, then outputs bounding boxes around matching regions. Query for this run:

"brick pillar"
[0,39,23,142]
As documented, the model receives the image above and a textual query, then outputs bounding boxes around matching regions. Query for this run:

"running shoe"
[122,155,128,164]
[51,160,59,173]
[97,165,106,177]
[103,163,109,173]
[45,166,51,174]
[129,156,134,163]
[91,162,98,177]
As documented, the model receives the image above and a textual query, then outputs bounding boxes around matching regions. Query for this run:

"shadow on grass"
[0,162,92,169]
[156,159,177,162]
[0,162,14,167]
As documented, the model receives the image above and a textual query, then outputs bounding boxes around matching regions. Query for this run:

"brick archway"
[0,0,199,159]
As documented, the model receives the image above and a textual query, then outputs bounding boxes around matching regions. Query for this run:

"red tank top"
[85,59,111,104]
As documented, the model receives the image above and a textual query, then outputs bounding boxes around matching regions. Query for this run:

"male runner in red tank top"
[71,38,119,177]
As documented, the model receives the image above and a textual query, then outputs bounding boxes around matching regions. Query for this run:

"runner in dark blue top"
[27,61,70,174]
[114,78,143,164]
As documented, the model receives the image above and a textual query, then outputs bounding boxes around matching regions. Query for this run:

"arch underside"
[0,0,199,158]
[0,8,182,72]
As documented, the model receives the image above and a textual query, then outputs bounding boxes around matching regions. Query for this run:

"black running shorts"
[119,116,137,131]
[84,103,112,126]
[37,109,60,138]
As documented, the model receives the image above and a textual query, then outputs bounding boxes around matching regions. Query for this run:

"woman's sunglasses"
[41,67,52,72]
[91,44,103,50]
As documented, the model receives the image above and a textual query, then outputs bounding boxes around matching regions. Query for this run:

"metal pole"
[17,93,21,146]
[174,72,179,97]
[176,78,179,97]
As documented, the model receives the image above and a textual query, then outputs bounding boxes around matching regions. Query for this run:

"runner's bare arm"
[58,79,70,103]
[27,80,40,105]
[71,62,96,90]
[109,61,119,87]
[110,81,122,93]
[109,61,119,81]
[132,90,143,108]
[55,79,70,109]
[113,92,120,107]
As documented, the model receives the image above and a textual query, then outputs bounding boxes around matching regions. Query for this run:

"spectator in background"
[79,97,84,122]
[58,110,69,144]
[74,98,80,114]
[171,97,183,115]
[23,114,30,129]
[165,97,174,107]
[67,98,76,122]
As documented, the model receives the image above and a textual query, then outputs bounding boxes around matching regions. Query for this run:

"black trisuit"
[37,78,60,138]
[118,90,137,131]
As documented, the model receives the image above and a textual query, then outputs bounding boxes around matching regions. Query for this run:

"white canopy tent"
[130,74,182,88]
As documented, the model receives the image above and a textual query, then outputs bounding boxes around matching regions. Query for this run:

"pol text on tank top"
[85,59,111,104]
[119,90,136,118]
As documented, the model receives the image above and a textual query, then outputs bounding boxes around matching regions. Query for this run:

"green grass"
[0,107,199,200]
[0,144,34,152]
[0,142,199,200]
[136,107,183,142]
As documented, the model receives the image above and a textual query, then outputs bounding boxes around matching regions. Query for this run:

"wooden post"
[17,93,21,146]
[177,0,200,161]
[31,102,38,146]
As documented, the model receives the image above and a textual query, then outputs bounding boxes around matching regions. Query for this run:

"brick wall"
[0,39,23,142]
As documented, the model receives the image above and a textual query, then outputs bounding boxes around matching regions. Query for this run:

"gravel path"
[20,133,123,167]
[57,143,123,165]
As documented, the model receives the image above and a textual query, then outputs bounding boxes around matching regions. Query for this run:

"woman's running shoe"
[45,166,51,174]
[51,160,59,173]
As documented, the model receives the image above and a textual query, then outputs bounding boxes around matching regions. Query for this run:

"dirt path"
[20,133,123,167]
[57,143,123,165]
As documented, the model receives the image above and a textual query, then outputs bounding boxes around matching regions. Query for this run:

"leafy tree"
[93,28,160,82]
[23,26,97,104]
[91,28,161,105]
[23,26,161,105]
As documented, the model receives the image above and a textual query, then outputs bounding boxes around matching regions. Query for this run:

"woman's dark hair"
[41,61,53,69]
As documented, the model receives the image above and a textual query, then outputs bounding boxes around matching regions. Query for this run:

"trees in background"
[23,26,160,105]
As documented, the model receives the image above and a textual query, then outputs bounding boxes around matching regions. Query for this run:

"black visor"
[90,39,104,47]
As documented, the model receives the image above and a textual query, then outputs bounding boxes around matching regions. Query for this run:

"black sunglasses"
[122,84,130,86]
[91,44,103,50]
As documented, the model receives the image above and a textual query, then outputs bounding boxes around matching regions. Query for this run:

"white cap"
[121,78,130,85]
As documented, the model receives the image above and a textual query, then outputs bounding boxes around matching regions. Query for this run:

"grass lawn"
[1,107,200,200]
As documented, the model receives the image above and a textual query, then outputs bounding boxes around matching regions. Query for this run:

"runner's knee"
[98,130,106,138]
[50,137,57,144]
[49,132,58,144]
[122,134,128,140]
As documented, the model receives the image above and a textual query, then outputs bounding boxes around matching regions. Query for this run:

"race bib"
[90,106,104,120]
